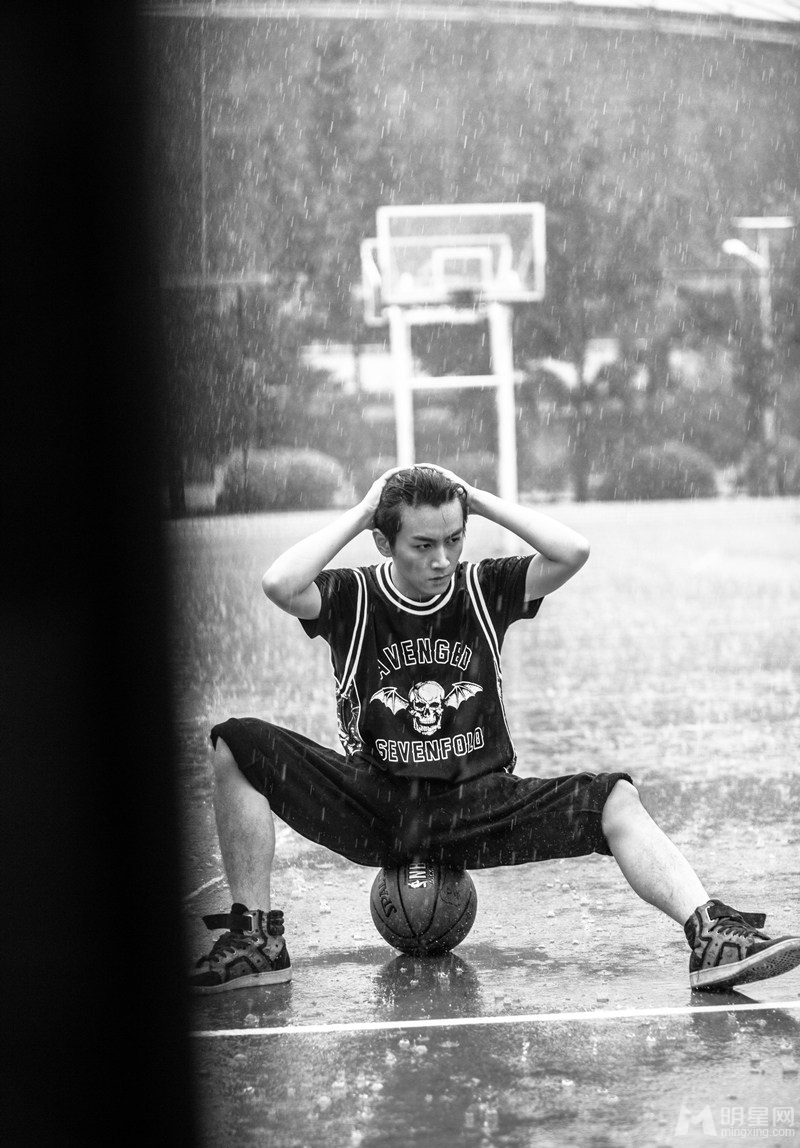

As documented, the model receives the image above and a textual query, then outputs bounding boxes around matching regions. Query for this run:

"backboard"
[369,203,545,313]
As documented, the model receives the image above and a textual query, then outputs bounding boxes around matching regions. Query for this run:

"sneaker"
[189,903,292,994]
[685,899,800,992]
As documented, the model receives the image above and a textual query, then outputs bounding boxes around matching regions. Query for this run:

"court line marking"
[184,875,225,903]
[191,998,800,1038]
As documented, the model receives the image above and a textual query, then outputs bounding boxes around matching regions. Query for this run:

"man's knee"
[212,737,268,803]
[602,778,642,832]
[213,737,240,779]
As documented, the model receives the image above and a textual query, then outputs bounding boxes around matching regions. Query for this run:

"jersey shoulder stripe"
[464,560,516,771]
[465,561,502,671]
[337,567,368,698]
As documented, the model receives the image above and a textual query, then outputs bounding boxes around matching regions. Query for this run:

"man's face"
[378,499,465,601]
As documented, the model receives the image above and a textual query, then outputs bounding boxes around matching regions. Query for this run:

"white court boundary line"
[192,998,800,1038]
[183,875,225,903]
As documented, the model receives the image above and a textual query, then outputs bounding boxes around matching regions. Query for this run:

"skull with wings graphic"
[370,680,483,736]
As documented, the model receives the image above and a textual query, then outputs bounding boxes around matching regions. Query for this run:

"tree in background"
[300,35,383,335]
[512,69,667,500]
[160,289,248,516]
[145,17,800,508]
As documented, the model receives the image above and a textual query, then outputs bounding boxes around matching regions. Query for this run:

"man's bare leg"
[601,779,800,991]
[213,737,274,912]
[601,779,709,924]
[189,738,289,993]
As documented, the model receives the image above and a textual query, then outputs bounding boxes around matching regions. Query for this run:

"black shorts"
[210,717,632,870]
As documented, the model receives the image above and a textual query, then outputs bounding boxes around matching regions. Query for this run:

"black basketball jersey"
[300,555,541,782]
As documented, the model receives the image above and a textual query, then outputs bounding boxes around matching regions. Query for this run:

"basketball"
[370,860,477,956]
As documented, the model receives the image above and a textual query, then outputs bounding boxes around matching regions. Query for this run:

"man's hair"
[373,466,469,547]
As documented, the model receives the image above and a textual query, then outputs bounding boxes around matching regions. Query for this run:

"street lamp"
[722,217,794,495]
[721,237,768,272]
[721,236,774,355]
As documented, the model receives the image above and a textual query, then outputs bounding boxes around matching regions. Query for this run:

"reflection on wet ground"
[193,994,800,1148]
[172,500,800,1146]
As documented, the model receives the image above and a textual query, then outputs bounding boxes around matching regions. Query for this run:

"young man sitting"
[190,464,800,995]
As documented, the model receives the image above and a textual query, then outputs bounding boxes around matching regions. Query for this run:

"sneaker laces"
[711,903,768,941]
[197,929,257,967]
[714,917,768,941]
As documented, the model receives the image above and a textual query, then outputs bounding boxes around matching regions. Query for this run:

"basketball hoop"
[362,202,547,506]
[445,288,482,311]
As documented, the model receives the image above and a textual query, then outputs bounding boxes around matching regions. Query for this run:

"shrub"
[353,451,501,498]
[352,456,400,498]
[439,451,499,494]
[640,385,749,468]
[595,441,718,501]
[216,448,346,513]
[523,452,573,494]
[742,435,800,496]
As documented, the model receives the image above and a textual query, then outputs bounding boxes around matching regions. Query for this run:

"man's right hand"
[359,466,406,528]
[264,466,405,618]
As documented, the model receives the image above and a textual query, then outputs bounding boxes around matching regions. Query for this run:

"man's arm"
[422,464,590,600]
[261,468,402,618]
[472,488,590,599]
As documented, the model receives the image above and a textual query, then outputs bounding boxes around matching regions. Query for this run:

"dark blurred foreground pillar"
[1,6,198,1146]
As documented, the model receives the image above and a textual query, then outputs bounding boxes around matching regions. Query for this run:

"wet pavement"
[173,499,800,1145]
[184,828,800,1146]
[192,1007,800,1148]
[183,753,798,1148]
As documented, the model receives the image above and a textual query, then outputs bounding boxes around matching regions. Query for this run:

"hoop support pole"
[389,306,415,468]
